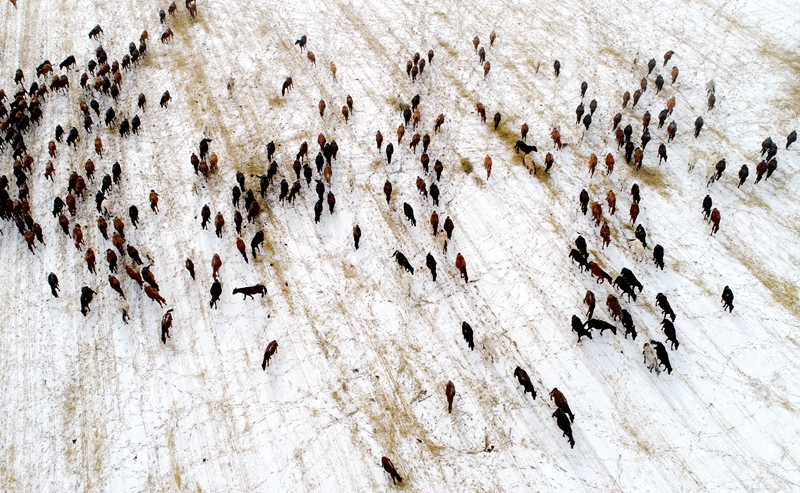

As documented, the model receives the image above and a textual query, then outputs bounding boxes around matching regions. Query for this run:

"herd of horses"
[1,1,795,486]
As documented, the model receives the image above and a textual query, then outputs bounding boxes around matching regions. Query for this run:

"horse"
[606,294,623,320]
[80,287,96,316]
[605,153,615,175]
[476,102,486,122]
[434,114,444,132]
[416,176,428,197]
[662,319,680,350]
[571,315,592,342]
[553,408,575,448]
[579,190,589,215]
[233,285,267,299]
[403,203,416,226]
[425,253,436,280]
[455,253,468,282]
[144,285,166,307]
[588,154,597,176]
[461,321,474,350]
[629,202,639,225]
[281,77,293,96]
[446,381,455,413]
[484,155,492,179]
[383,181,392,204]
[721,285,734,312]
[236,238,248,263]
[651,340,673,374]
[653,244,665,270]
[591,202,602,226]
[655,293,676,321]
[550,388,575,422]
[210,279,222,308]
[262,340,278,369]
[600,222,611,249]
[584,290,596,319]
[381,457,402,485]
[643,342,660,374]
[514,367,536,400]
[212,254,222,279]
[515,141,537,154]
[710,208,720,235]
[588,262,612,284]
[392,250,414,274]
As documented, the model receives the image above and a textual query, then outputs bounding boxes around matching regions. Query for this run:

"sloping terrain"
[0,0,799,491]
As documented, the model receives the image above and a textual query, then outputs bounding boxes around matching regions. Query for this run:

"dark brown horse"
[446,380,455,413]
[550,388,575,422]
[262,340,278,369]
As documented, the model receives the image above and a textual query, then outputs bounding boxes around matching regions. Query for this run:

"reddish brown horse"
[629,202,639,225]
[606,190,616,215]
[212,253,222,278]
[591,202,602,226]
[710,208,720,235]
[484,155,492,179]
[607,294,622,320]
[584,290,596,318]
[551,128,562,149]
[600,222,611,248]
[382,457,402,485]
[605,153,615,175]
[588,154,597,176]
[550,388,575,422]
[476,102,486,123]
[455,253,468,282]
[144,285,166,307]
[588,262,612,283]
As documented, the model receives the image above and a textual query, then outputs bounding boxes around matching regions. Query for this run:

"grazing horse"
[588,262,612,284]
[721,285,734,312]
[455,253,468,282]
[655,293,676,321]
[446,381,455,413]
[571,315,592,342]
[514,367,536,400]
[550,388,575,422]
[461,321,474,350]
[553,408,575,448]
[382,457,402,485]
[262,340,278,369]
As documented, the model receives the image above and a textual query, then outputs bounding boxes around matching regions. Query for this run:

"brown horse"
[281,77,293,96]
[520,123,528,141]
[160,28,173,43]
[149,190,159,213]
[634,148,644,170]
[318,99,325,118]
[484,155,492,179]
[591,202,602,226]
[109,275,125,299]
[473,36,480,51]
[588,262,612,283]
[397,124,405,143]
[412,109,421,130]
[666,96,676,115]
[341,105,349,122]
[607,294,622,320]
[600,222,611,248]
[476,102,486,123]
[455,253,468,282]
[212,253,222,278]
[434,114,445,132]
[584,290,596,319]
[710,208,720,235]
[606,190,616,215]
[382,456,402,485]
[307,51,316,66]
[629,202,639,225]
[446,380,455,413]
[416,176,427,198]
[330,62,336,80]
[588,154,597,176]
[605,153,615,175]
[144,285,166,307]
[48,140,57,158]
[484,61,491,79]
[550,388,575,422]
[551,128,562,149]
[126,265,144,287]
[430,211,439,235]
[409,133,420,153]
[85,249,96,274]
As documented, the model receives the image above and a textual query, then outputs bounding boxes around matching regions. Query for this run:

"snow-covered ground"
[1,0,799,490]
